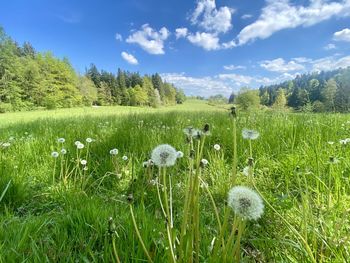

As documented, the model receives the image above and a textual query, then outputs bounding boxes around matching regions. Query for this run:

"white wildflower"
[122,155,128,161]
[58,138,65,143]
[242,129,260,140]
[110,148,118,155]
[77,143,85,149]
[60,148,67,155]
[51,151,59,158]
[201,158,209,166]
[228,186,264,220]
[80,159,87,165]
[86,138,93,143]
[213,144,221,151]
[74,141,81,146]
[151,144,177,167]
[177,151,184,158]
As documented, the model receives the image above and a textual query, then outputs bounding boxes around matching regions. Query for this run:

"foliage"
[235,88,260,110]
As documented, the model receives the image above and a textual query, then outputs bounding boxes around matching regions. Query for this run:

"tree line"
[0,26,186,112]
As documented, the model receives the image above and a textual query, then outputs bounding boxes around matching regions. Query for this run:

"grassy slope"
[0,100,349,262]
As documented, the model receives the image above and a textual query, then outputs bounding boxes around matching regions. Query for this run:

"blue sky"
[1,0,350,97]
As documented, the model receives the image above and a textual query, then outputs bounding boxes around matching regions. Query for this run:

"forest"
[258,68,350,112]
[0,26,186,112]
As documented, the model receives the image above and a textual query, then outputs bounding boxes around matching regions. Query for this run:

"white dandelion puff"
[122,155,128,161]
[60,148,67,155]
[213,144,221,151]
[83,166,88,171]
[51,151,59,158]
[1,142,10,148]
[74,141,81,146]
[77,143,85,149]
[80,159,87,165]
[228,186,264,220]
[201,158,209,166]
[58,138,65,143]
[177,151,184,158]
[242,129,260,140]
[340,139,347,145]
[86,138,93,143]
[110,148,118,155]
[151,144,177,167]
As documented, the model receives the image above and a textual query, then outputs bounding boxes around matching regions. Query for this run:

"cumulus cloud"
[260,58,305,73]
[237,0,350,45]
[121,52,138,65]
[324,43,336,50]
[187,32,220,50]
[190,0,235,34]
[223,64,246,70]
[311,55,350,71]
[115,33,123,41]
[126,24,170,55]
[175,27,188,39]
[333,28,350,42]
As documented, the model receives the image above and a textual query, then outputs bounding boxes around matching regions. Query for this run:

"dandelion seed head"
[51,151,59,158]
[177,151,184,158]
[58,138,65,143]
[228,186,264,220]
[60,148,67,155]
[151,144,177,167]
[86,138,93,143]
[201,158,209,167]
[213,144,221,151]
[77,143,85,149]
[74,141,81,146]
[110,148,118,155]
[122,155,128,161]
[242,129,260,140]
[80,159,87,165]
[83,166,88,171]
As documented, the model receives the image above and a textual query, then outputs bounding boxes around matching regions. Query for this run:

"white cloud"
[324,43,336,50]
[175,28,188,39]
[311,55,350,71]
[241,14,253,19]
[218,73,253,85]
[187,32,220,50]
[223,64,246,70]
[126,24,170,55]
[190,0,234,34]
[115,33,123,41]
[260,58,305,73]
[237,0,350,45]
[333,28,350,42]
[121,52,138,65]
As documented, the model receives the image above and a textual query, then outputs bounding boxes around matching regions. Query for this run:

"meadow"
[0,100,349,262]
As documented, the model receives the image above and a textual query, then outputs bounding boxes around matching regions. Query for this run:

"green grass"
[0,100,349,262]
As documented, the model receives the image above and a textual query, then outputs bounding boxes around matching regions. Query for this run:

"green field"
[0,100,349,262]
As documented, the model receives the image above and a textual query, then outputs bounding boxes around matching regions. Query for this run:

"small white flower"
[60,148,67,155]
[83,166,88,171]
[151,144,177,167]
[58,138,65,143]
[340,139,347,145]
[74,141,81,146]
[86,138,93,143]
[213,144,221,151]
[1,142,10,148]
[51,151,59,158]
[110,148,118,155]
[201,159,209,166]
[228,186,264,220]
[122,155,128,161]
[80,159,87,165]
[242,129,260,140]
[77,143,85,149]
[177,151,184,158]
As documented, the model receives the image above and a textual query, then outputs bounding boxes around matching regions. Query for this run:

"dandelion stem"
[129,204,154,263]
[232,116,237,186]
[111,235,121,263]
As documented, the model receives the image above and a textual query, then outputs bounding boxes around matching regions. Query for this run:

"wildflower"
[74,141,81,146]
[80,159,87,165]
[61,148,67,155]
[58,138,65,143]
[86,138,93,143]
[1,142,10,148]
[213,144,221,151]
[110,148,118,155]
[177,151,184,158]
[228,186,264,220]
[200,158,209,167]
[151,144,177,167]
[122,155,128,161]
[77,143,85,149]
[340,139,347,145]
[242,129,260,140]
[83,166,88,171]
[51,151,59,158]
